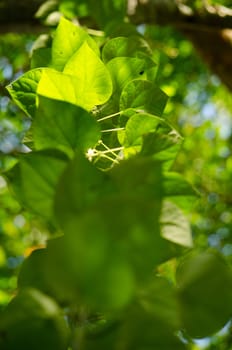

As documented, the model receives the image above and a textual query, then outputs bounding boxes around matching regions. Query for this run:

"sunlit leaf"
[63,41,112,106]
[38,43,112,110]
[51,16,99,71]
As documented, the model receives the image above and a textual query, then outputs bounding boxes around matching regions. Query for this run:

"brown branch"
[0,21,45,34]
[128,0,232,91]
[128,0,232,30]
[0,0,45,33]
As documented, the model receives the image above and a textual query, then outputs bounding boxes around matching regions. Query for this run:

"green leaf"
[160,200,193,247]
[51,17,99,71]
[120,112,161,147]
[18,246,78,304]
[63,41,112,104]
[120,80,168,117]
[50,217,135,310]
[120,303,186,350]
[119,110,181,168]
[9,150,68,221]
[81,319,121,350]
[0,288,70,350]
[31,48,51,69]
[102,36,154,66]
[163,172,198,210]
[177,252,232,338]
[109,156,163,199]
[34,96,100,155]
[139,276,180,330]
[106,57,153,95]
[38,43,113,110]
[107,157,175,274]
[18,249,52,296]
[6,69,42,117]
[25,215,134,309]
[55,155,172,287]
[141,127,183,170]
[54,153,113,224]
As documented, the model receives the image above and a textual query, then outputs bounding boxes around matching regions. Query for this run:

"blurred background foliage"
[0,33,48,308]
[0,0,232,348]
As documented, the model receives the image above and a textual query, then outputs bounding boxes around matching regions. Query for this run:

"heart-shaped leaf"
[38,43,112,110]
[34,96,100,154]
[51,16,99,71]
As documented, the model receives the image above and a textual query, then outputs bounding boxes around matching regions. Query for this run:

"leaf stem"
[97,111,122,122]
[101,127,124,133]
[100,147,123,154]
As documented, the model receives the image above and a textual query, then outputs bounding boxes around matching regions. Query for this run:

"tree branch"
[128,0,232,91]
[0,0,45,33]
[128,0,232,30]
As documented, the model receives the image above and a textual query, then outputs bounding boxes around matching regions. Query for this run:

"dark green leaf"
[8,150,68,221]
[51,17,99,71]
[119,303,186,350]
[0,288,70,350]
[18,249,52,296]
[177,252,232,338]
[119,110,181,168]
[31,48,51,69]
[102,36,154,64]
[54,154,114,223]
[120,80,168,116]
[163,172,198,210]
[106,57,153,95]
[34,96,100,155]
[141,127,183,170]
[138,276,180,330]
[6,69,42,117]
